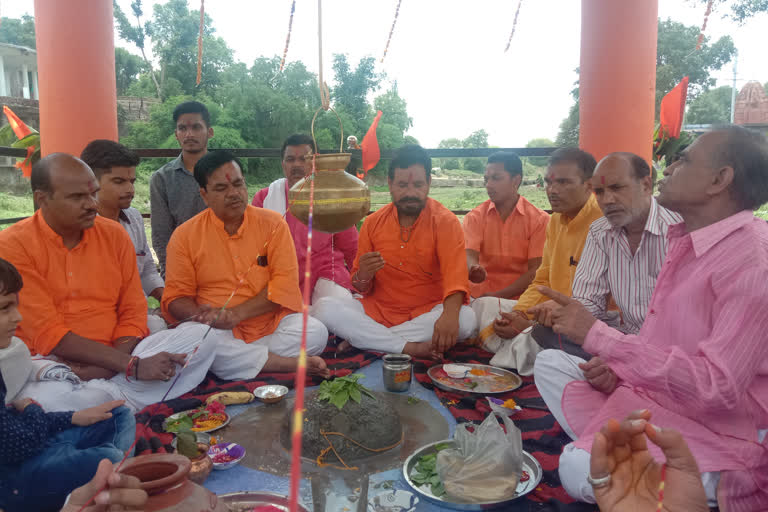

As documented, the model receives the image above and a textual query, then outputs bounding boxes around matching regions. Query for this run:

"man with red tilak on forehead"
[252,134,359,305]
[313,145,476,358]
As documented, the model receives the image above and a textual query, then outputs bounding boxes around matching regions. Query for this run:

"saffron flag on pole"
[3,105,34,140]
[660,77,689,139]
[361,110,383,176]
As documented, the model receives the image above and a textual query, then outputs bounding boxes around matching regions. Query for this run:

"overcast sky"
[6,1,768,147]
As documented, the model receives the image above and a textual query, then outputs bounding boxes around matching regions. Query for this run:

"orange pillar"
[579,0,658,164]
[34,0,118,156]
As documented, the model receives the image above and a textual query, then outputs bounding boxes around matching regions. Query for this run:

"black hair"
[173,101,210,127]
[548,147,598,180]
[80,139,140,180]
[281,134,317,160]
[487,151,523,178]
[0,258,23,296]
[710,125,768,211]
[388,144,431,181]
[194,150,243,189]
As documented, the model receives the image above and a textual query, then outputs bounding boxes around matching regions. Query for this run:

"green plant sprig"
[317,374,375,410]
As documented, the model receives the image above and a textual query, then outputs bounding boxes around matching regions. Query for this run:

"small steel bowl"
[253,384,289,404]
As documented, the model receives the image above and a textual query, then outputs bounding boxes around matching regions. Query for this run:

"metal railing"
[0,146,555,225]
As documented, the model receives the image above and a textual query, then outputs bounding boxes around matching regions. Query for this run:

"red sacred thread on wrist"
[125,356,138,382]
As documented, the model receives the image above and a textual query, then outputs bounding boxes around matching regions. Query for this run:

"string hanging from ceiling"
[381,0,403,63]
[280,0,298,72]
[505,0,524,52]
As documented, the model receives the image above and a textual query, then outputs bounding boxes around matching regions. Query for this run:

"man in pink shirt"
[533,126,768,510]
[252,134,358,305]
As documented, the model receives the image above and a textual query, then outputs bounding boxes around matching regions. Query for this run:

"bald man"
[0,153,226,412]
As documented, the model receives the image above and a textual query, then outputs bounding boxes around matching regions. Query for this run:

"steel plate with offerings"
[164,401,230,434]
[427,363,522,394]
[403,440,542,510]
[218,491,310,512]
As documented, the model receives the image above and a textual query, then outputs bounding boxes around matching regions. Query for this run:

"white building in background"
[0,43,38,100]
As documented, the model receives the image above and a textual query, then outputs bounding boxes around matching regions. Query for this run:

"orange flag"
[360,110,383,177]
[3,105,34,140]
[660,77,689,139]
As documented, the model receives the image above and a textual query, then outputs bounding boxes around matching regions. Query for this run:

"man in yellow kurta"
[162,151,329,380]
[473,148,602,368]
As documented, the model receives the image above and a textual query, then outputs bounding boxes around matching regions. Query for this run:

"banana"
[205,391,254,406]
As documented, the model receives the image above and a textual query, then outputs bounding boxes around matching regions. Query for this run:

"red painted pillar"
[34,0,118,156]
[579,0,658,164]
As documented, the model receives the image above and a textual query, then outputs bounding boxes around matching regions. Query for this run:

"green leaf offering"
[410,444,451,497]
[318,374,375,410]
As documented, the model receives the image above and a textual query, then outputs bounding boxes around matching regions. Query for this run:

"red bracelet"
[125,356,138,382]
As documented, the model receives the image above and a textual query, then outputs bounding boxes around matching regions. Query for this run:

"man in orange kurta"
[0,153,225,412]
[162,151,329,380]
[312,145,476,358]
[463,152,549,299]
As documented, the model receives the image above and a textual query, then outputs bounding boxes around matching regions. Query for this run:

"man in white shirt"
[81,140,166,333]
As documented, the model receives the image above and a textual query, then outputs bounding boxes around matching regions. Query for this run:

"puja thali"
[163,409,230,434]
[427,363,522,394]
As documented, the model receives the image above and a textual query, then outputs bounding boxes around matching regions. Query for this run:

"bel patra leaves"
[318,374,375,410]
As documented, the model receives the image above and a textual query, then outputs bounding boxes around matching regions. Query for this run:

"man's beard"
[395,198,426,217]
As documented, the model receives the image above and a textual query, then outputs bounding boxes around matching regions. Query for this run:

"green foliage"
[317,374,375,410]
[525,138,555,167]
[686,85,733,124]
[695,0,768,23]
[463,158,485,173]
[176,430,199,458]
[0,15,36,48]
[655,19,736,112]
[115,48,148,95]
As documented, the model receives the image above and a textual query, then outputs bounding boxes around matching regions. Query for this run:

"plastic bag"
[436,412,523,503]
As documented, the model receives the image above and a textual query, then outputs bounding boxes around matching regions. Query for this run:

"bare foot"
[307,356,330,379]
[402,342,438,360]
[336,340,353,353]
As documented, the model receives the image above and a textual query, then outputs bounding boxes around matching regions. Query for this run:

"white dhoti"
[23,322,224,413]
[208,313,327,381]
[533,349,742,506]
[312,295,477,353]
[310,278,355,307]
[471,296,541,375]
[147,313,168,334]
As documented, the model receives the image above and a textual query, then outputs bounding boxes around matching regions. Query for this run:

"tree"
[115,48,147,95]
[525,137,555,166]
[113,0,161,97]
[330,55,382,135]
[437,138,462,170]
[146,0,234,97]
[555,19,735,146]
[695,0,768,23]
[0,15,36,48]
[686,85,733,124]
[655,19,735,111]
[462,130,489,174]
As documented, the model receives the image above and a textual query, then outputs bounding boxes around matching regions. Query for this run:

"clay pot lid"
[119,453,191,494]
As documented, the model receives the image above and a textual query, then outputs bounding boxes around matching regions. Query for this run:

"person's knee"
[306,317,329,355]
[310,296,337,319]
[558,444,595,503]
[458,306,478,339]
[534,349,563,377]
[470,296,496,312]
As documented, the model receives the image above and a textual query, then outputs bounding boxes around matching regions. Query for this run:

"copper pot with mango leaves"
[288,108,371,233]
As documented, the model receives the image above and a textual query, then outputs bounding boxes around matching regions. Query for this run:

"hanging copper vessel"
[288,108,371,233]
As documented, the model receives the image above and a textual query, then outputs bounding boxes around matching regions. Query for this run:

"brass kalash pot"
[288,108,371,233]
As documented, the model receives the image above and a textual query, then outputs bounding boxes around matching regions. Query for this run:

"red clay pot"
[119,453,226,512]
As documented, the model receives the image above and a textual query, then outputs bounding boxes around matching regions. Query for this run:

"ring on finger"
[587,473,612,488]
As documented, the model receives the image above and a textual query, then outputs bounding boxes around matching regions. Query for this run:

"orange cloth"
[463,197,550,298]
[162,206,302,342]
[354,198,470,327]
[0,212,148,355]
